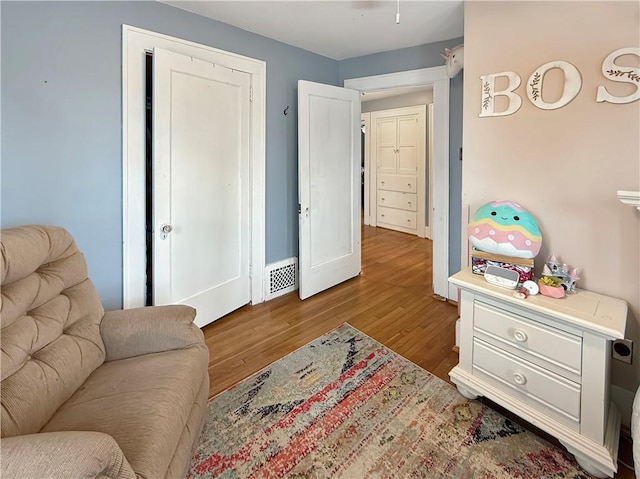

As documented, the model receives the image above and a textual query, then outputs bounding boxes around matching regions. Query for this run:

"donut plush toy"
[468,200,542,259]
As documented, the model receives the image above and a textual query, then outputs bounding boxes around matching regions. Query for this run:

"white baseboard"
[611,384,635,428]
[448,282,458,301]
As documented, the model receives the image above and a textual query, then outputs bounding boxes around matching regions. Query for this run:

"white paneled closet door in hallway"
[370,105,426,237]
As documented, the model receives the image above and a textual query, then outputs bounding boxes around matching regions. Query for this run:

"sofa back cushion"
[1,225,106,437]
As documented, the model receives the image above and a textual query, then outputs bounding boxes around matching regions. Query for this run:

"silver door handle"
[160,223,173,240]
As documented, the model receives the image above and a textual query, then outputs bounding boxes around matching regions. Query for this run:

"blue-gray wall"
[1,1,338,308]
[338,40,465,278]
[1,1,463,309]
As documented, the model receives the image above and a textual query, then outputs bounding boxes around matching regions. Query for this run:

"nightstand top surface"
[449,268,627,339]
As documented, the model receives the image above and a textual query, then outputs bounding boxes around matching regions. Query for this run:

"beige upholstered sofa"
[1,225,210,478]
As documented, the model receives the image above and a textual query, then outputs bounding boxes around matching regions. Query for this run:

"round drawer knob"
[512,372,527,385]
[513,330,528,342]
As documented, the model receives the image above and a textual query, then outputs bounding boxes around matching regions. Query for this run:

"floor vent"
[265,258,298,300]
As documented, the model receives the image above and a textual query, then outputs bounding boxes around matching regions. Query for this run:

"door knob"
[160,223,173,240]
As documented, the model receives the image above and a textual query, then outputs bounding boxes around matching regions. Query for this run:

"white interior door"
[153,47,251,327]
[298,80,361,300]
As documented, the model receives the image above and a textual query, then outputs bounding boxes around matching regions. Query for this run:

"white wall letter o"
[479,72,522,117]
[527,61,582,110]
[597,47,640,104]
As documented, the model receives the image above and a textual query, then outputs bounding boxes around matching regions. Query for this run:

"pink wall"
[463,1,640,392]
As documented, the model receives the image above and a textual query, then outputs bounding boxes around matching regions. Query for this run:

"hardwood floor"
[201,223,635,478]
[202,224,459,398]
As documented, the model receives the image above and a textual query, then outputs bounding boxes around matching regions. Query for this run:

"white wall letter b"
[479,72,522,117]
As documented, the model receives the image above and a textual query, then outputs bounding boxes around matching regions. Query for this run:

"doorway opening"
[345,68,450,299]
[361,93,431,239]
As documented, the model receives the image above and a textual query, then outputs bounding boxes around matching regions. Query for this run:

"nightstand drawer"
[474,301,582,377]
[473,338,580,429]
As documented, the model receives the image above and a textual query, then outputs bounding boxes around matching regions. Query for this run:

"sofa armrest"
[101,305,205,361]
[1,431,136,479]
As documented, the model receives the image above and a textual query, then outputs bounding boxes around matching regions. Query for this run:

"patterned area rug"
[188,323,594,478]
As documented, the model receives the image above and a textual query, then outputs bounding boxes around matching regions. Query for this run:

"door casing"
[361,112,371,226]
[344,68,451,300]
[122,25,266,309]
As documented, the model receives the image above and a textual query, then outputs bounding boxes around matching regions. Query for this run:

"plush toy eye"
[513,216,520,221]
[491,211,497,216]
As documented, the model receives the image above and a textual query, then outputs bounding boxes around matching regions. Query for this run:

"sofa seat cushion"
[41,345,208,479]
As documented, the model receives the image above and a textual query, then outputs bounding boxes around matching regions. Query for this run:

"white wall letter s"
[597,47,640,104]
[479,72,522,117]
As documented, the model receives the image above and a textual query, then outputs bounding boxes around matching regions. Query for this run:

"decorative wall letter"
[596,47,640,104]
[479,72,522,117]
[527,61,582,110]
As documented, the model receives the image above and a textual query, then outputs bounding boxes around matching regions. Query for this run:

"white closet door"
[377,118,397,174]
[298,80,361,300]
[371,106,426,237]
[153,47,251,326]
[397,116,419,175]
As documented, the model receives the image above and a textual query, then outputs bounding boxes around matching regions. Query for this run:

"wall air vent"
[265,257,298,300]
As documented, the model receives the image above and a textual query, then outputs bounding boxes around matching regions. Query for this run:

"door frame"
[344,67,450,299]
[427,103,434,240]
[122,25,266,308]
[361,112,371,225]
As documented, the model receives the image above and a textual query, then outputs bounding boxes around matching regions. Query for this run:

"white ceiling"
[160,0,464,61]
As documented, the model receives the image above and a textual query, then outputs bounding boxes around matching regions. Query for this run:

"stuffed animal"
[442,45,464,78]
[468,200,542,259]
[542,255,580,293]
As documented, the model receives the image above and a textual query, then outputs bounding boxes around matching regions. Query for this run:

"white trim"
[461,201,470,269]
[345,66,451,299]
[611,384,634,428]
[426,102,433,240]
[617,190,640,210]
[449,282,459,302]
[122,25,266,309]
[361,112,371,226]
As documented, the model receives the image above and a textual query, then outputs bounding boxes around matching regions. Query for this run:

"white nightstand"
[448,269,627,478]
